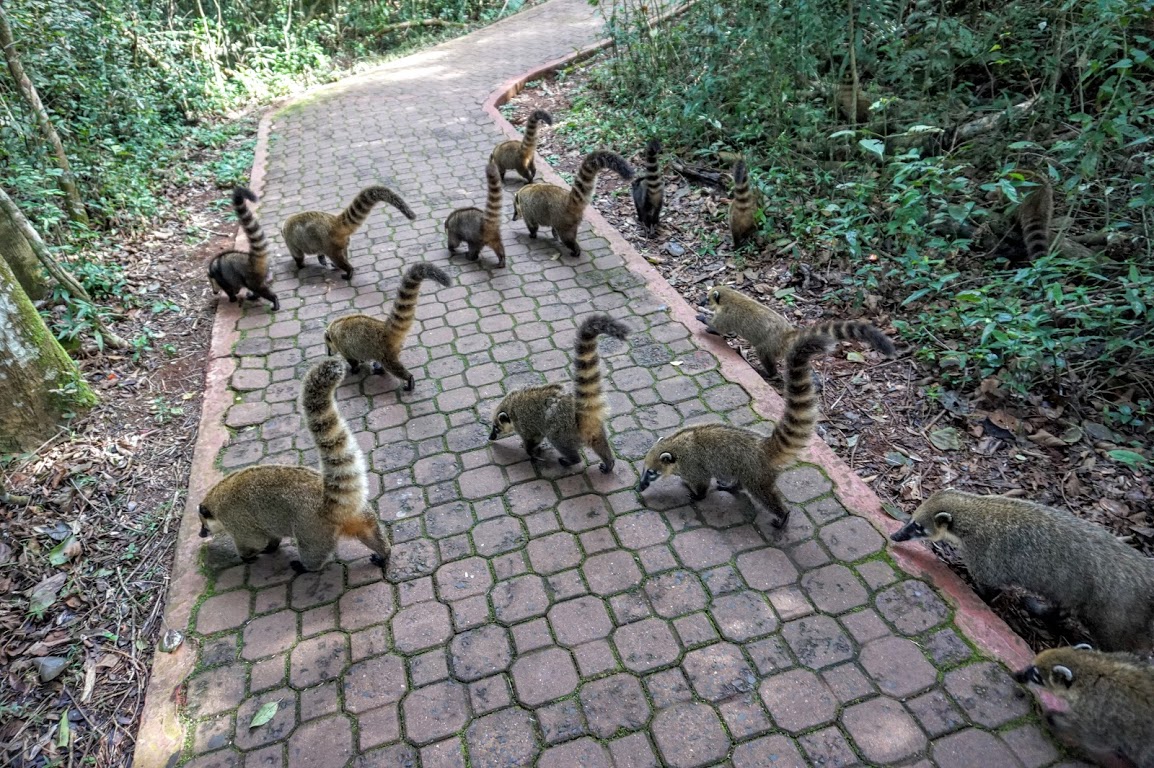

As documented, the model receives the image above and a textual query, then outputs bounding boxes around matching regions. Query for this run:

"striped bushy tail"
[385,263,452,345]
[520,109,554,159]
[573,314,630,441]
[301,357,367,522]
[642,139,662,181]
[337,185,416,232]
[731,160,752,216]
[762,333,834,466]
[1017,182,1053,261]
[232,186,269,274]
[567,150,634,216]
[483,159,503,232]
[812,320,896,358]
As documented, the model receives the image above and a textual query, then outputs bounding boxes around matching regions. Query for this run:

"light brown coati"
[836,80,872,124]
[512,150,634,259]
[631,138,664,238]
[638,333,834,528]
[1016,646,1154,768]
[197,357,390,574]
[696,285,896,379]
[729,159,757,247]
[1016,179,1054,261]
[490,109,553,182]
[208,187,279,310]
[489,314,629,473]
[445,159,506,267]
[890,490,1154,653]
[323,262,451,391]
[281,185,416,280]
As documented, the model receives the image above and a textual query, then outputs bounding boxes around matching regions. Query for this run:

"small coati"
[631,139,664,238]
[729,159,757,247]
[891,490,1154,653]
[489,314,629,473]
[490,109,553,182]
[697,285,896,379]
[445,159,506,267]
[198,357,390,574]
[208,187,279,310]
[1016,180,1054,262]
[324,262,451,391]
[638,333,834,528]
[512,150,634,259]
[1016,646,1154,768]
[281,186,415,280]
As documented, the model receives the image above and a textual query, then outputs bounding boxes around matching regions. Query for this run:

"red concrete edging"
[482,52,1036,675]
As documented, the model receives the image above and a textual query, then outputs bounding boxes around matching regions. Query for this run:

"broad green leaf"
[858,139,885,160]
[929,427,963,451]
[57,711,71,748]
[249,700,279,729]
[48,536,78,566]
[882,501,910,521]
[846,351,866,363]
[1108,450,1150,469]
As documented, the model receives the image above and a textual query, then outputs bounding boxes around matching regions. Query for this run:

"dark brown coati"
[445,159,506,267]
[729,159,757,247]
[208,187,279,310]
[490,109,553,182]
[631,139,664,238]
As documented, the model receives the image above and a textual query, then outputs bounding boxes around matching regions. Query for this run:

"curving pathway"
[135,2,1080,766]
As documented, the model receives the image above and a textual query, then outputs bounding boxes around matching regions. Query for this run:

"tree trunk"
[0,250,96,453]
[0,202,47,300]
[0,3,89,227]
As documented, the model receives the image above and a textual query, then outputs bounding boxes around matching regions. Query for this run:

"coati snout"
[489,412,514,441]
[890,519,929,542]
[637,467,662,492]
[1014,665,1044,686]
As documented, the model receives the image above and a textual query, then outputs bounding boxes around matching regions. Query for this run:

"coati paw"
[558,456,580,467]
[290,560,310,574]
[599,461,614,474]
[771,508,792,529]
[403,375,415,392]
[342,270,353,281]
[687,486,708,502]
[370,553,387,568]
[495,258,506,269]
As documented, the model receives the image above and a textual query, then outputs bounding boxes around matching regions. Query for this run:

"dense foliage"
[572,0,1153,418]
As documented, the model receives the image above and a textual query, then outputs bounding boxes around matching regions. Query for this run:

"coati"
[197,357,390,574]
[207,187,279,310]
[324,262,451,391]
[631,139,664,238]
[729,159,757,247]
[836,80,872,124]
[281,186,415,280]
[696,285,896,379]
[490,109,553,182]
[890,489,1154,653]
[638,333,834,528]
[445,159,506,267]
[489,314,629,473]
[1016,180,1054,261]
[512,150,634,259]
[1016,646,1154,768]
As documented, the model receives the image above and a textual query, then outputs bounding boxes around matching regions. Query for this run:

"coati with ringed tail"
[197,357,390,574]
[638,333,834,528]
[281,185,415,280]
[729,159,757,247]
[891,489,1154,653]
[1015,178,1054,262]
[697,285,896,379]
[512,150,634,259]
[490,109,553,182]
[1016,645,1154,768]
[324,262,452,391]
[631,139,664,238]
[445,160,506,267]
[208,187,279,310]
[489,314,630,473]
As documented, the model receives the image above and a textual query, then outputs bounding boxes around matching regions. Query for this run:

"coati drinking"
[631,139,664,238]
[281,185,415,280]
[445,159,506,267]
[638,333,834,528]
[1016,645,1154,768]
[697,285,896,379]
[728,159,757,247]
[489,314,629,473]
[207,187,279,310]
[197,357,390,574]
[490,109,553,182]
[324,262,452,391]
[512,150,634,259]
[890,489,1154,653]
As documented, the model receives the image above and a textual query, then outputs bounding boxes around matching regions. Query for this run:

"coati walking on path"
[445,160,506,267]
[1016,646,1154,768]
[891,490,1154,653]
[489,314,629,473]
[324,263,451,391]
[729,159,757,247]
[697,285,896,379]
[490,109,553,182]
[281,186,415,280]
[208,187,279,310]
[631,139,664,238]
[638,333,834,528]
[197,357,390,574]
[512,150,633,259]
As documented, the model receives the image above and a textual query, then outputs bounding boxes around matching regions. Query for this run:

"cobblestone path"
[140,1,1077,766]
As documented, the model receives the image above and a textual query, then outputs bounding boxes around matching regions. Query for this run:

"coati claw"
[771,509,791,529]
[599,462,613,474]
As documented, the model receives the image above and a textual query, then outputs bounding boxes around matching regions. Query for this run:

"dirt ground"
[505,65,1153,651]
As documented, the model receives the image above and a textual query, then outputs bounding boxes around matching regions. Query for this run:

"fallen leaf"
[47,536,81,566]
[846,351,865,363]
[1099,499,1130,517]
[28,573,67,615]
[1028,429,1065,449]
[929,427,962,451]
[82,658,96,703]
[1060,424,1083,444]
[56,711,70,748]
[881,501,910,521]
[249,700,279,729]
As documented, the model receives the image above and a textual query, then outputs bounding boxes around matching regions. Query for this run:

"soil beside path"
[135,2,1077,766]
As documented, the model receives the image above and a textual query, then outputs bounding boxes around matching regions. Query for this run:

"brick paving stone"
[579,673,651,738]
[614,510,671,549]
[185,751,240,768]
[907,689,967,737]
[608,733,659,768]
[842,697,927,764]
[799,563,869,615]
[682,642,757,701]
[759,668,837,733]
[448,625,512,681]
[338,582,394,631]
[558,494,611,531]
[471,516,525,556]
[300,682,340,721]
[468,674,512,715]
[356,705,400,750]
[671,528,732,569]
[732,735,808,768]
[538,737,611,768]
[194,714,233,754]
[434,556,492,600]
[548,595,613,646]
[925,628,974,666]
[242,611,297,661]
[290,565,345,610]
[573,639,618,676]
[944,661,1032,727]
[876,580,951,634]
[1001,724,1061,768]
[798,726,861,768]
[735,547,799,590]
[747,636,795,674]
[287,716,353,768]
[244,744,283,767]
[186,665,247,718]
[933,728,1026,768]
[537,699,588,744]
[420,738,466,768]
[290,633,348,688]
[651,702,731,768]
[465,708,539,768]
[343,655,406,714]
[672,612,718,648]
[491,574,549,624]
[401,680,469,745]
[197,591,252,634]
[391,601,452,653]
[511,646,579,706]
[410,648,449,686]
[613,617,681,673]
[643,569,708,618]
[718,693,772,740]
[818,517,885,562]
[782,614,857,671]
[859,635,938,697]
[710,590,779,642]
[526,531,581,573]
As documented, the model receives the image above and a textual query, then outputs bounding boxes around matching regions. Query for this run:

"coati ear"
[711,290,720,303]
[1073,643,1094,651]
[659,451,674,464]
[1051,665,1074,687]
[498,412,511,425]
[933,511,953,528]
